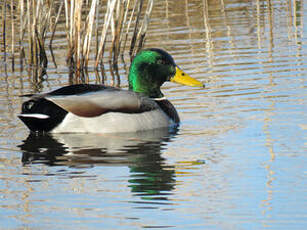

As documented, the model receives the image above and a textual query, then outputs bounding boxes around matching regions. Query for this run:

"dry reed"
[2,0,7,64]
[1,0,154,83]
[10,0,15,71]
[62,0,154,82]
[49,2,64,68]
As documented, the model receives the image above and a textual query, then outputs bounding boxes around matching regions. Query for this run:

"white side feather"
[18,113,50,119]
[52,110,173,133]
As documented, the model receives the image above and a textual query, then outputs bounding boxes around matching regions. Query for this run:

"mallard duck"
[18,48,204,133]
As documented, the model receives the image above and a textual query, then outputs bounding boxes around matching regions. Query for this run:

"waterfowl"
[18,48,203,133]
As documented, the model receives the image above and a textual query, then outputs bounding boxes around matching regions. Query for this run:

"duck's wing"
[41,84,157,117]
[46,89,140,117]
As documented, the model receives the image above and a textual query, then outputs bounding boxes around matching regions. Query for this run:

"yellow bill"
[170,67,204,87]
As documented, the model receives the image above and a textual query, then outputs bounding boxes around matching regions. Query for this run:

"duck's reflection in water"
[19,128,178,199]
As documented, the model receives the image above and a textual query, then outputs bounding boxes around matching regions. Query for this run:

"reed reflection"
[19,128,178,199]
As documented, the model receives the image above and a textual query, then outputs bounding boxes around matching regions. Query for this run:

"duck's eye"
[157,59,165,65]
[181,72,185,76]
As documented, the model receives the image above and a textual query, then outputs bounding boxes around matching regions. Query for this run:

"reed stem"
[2,0,7,63]
[11,0,15,71]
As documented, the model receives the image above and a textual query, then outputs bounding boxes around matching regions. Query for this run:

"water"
[0,0,306,229]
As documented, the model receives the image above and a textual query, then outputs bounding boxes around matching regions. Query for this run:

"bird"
[18,48,204,133]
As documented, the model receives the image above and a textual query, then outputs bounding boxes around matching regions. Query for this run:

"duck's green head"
[129,48,203,98]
